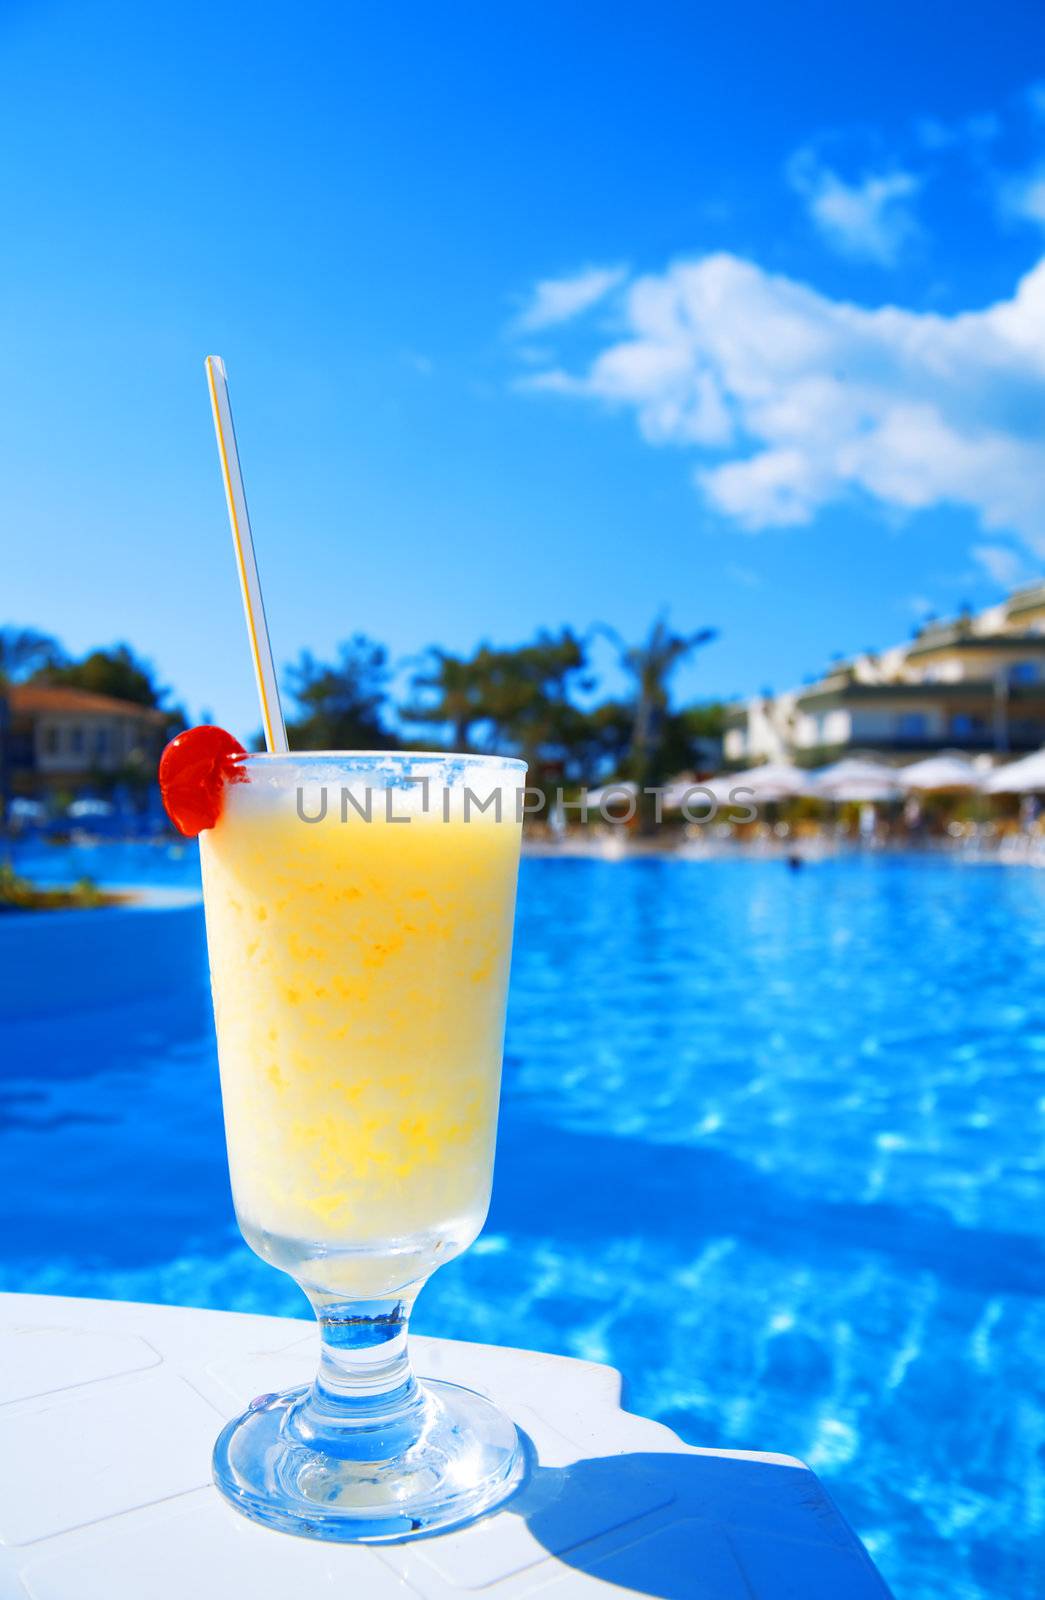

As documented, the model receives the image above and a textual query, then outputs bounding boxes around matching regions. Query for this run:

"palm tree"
[602,615,718,831]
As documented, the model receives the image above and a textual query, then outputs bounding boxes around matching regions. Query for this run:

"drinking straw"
[204,355,289,754]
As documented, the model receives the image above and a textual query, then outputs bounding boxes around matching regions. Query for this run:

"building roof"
[6,684,167,722]
[796,679,1045,710]
[906,629,1045,659]
[1006,582,1045,619]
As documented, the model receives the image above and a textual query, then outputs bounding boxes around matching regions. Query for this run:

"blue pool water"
[3,843,1045,1599]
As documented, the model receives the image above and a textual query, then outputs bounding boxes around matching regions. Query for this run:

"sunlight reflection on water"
[2,845,1045,1600]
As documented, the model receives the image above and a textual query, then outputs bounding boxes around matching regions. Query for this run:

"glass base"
[212,1377,525,1542]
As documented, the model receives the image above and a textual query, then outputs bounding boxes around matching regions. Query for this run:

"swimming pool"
[2,842,1043,1599]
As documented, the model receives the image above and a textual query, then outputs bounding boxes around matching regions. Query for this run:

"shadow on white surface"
[516,1450,894,1599]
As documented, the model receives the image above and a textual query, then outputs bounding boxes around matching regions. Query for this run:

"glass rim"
[241,749,528,771]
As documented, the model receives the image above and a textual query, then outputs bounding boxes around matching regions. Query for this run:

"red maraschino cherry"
[159,725,248,837]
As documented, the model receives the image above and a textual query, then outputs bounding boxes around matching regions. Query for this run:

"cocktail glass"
[198,750,527,1540]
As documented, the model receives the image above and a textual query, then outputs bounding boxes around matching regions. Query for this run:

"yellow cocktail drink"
[198,752,524,1298]
[185,360,528,1538]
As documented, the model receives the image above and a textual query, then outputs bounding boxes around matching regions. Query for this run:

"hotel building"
[1,684,168,799]
[724,582,1045,768]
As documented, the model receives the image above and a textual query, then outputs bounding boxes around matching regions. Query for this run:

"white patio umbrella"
[583,779,638,808]
[825,779,906,804]
[811,758,906,800]
[901,755,983,793]
[702,763,816,804]
[985,751,1045,793]
[659,779,693,811]
[656,777,734,816]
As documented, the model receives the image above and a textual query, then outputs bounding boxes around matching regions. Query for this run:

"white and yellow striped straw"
[204,355,288,754]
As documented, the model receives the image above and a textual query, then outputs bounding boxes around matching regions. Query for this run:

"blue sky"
[4,0,1045,738]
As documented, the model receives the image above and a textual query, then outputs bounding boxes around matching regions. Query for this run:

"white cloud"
[1001,167,1045,228]
[725,562,763,588]
[1027,82,1045,121]
[521,251,1045,553]
[514,265,628,332]
[988,86,1045,230]
[973,544,1032,588]
[787,149,921,265]
[914,111,1000,151]
[514,343,555,367]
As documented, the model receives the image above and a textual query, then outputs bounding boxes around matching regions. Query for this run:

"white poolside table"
[0,1293,892,1598]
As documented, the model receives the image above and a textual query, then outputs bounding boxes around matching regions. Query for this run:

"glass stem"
[290,1290,428,1461]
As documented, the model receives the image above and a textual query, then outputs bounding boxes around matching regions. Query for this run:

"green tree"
[35,642,167,708]
[403,629,593,788]
[32,641,187,744]
[566,697,635,782]
[284,636,397,751]
[606,615,718,832]
[478,628,591,788]
[659,701,727,776]
[0,626,66,683]
[401,648,490,750]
